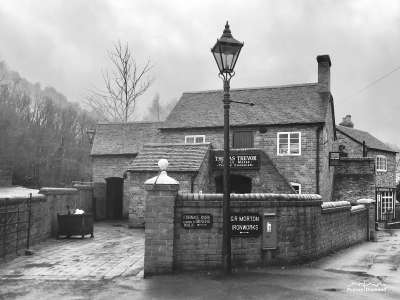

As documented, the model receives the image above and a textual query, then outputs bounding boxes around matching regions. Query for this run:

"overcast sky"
[1,0,399,147]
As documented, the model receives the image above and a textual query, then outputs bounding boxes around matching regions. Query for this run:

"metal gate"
[0,194,32,260]
[376,188,396,221]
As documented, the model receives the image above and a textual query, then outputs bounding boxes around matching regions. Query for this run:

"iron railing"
[0,193,32,260]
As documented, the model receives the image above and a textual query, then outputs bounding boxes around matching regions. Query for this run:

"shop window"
[290,182,301,194]
[215,174,252,193]
[376,155,387,172]
[277,132,301,155]
[233,131,254,148]
[185,135,205,143]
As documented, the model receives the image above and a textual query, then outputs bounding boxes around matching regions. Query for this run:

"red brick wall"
[168,193,369,271]
[336,130,397,188]
[162,124,330,196]
[92,155,136,219]
[332,158,376,203]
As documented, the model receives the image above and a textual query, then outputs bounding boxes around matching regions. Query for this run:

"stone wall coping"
[39,187,78,196]
[321,201,352,214]
[177,193,322,201]
[350,205,368,215]
[357,198,376,204]
[0,194,47,206]
[72,184,94,191]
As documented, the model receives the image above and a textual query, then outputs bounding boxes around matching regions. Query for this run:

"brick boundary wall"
[144,190,374,275]
[0,186,93,260]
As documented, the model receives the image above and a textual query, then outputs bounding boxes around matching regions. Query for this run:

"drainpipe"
[363,141,366,157]
[316,126,322,194]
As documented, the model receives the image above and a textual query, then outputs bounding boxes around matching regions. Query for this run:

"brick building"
[90,122,161,220]
[337,116,397,221]
[90,54,393,226]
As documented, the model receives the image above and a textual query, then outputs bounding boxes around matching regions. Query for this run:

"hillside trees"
[144,93,177,121]
[81,41,155,122]
[0,59,96,187]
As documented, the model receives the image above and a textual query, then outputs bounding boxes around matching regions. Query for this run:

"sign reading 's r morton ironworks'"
[230,213,261,237]
[213,154,260,170]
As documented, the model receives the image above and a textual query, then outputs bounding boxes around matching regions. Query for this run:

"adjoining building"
[337,116,398,221]
[90,54,397,227]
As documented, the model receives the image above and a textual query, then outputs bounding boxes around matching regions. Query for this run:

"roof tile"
[91,122,162,155]
[162,83,327,129]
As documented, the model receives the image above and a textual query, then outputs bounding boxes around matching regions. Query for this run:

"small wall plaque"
[182,214,213,229]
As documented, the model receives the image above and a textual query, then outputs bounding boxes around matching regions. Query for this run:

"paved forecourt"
[0,221,144,281]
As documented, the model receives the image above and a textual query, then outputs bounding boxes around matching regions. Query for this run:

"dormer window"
[185,135,205,143]
[376,155,387,172]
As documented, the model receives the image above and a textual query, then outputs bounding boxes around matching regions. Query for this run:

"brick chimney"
[316,55,331,93]
[339,115,354,128]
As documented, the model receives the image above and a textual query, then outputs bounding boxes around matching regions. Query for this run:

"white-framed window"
[290,182,301,194]
[185,135,205,143]
[277,132,301,155]
[376,155,387,172]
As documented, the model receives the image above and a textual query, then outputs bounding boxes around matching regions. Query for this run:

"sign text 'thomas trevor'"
[213,154,260,170]
[230,213,262,237]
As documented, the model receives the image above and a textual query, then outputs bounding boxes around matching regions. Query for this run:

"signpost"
[182,214,213,229]
[213,154,260,170]
[230,213,261,237]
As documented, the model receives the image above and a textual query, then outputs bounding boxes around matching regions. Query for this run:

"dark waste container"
[57,213,94,239]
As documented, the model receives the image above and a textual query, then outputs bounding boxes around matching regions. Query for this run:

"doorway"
[215,174,252,193]
[105,177,123,220]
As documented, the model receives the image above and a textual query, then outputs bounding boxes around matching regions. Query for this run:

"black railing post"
[25,193,33,255]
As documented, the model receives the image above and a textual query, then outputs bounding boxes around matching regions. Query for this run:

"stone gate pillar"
[144,159,180,277]
[357,198,376,241]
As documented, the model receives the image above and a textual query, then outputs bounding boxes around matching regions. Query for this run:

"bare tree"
[81,41,155,122]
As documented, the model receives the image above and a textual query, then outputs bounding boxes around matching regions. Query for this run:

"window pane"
[195,137,204,143]
[186,137,194,143]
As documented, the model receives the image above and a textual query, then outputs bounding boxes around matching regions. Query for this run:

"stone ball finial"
[158,159,169,171]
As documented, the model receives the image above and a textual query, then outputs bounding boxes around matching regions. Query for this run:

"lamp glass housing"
[211,22,243,74]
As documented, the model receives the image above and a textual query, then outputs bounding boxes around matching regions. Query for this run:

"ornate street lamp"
[86,127,95,144]
[211,21,243,276]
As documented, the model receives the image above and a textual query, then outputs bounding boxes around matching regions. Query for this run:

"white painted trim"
[185,135,206,143]
[290,182,301,194]
[277,132,301,156]
[376,155,387,172]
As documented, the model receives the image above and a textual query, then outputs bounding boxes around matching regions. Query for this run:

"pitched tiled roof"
[127,143,211,172]
[91,122,162,155]
[336,125,396,153]
[162,83,328,129]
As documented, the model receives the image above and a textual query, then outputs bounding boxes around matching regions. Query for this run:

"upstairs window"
[290,182,301,194]
[376,155,387,172]
[185,135,205,143]
[277,132,301,155]
[233,131,254,148]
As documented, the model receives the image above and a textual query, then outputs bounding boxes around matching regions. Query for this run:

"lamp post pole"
[211,22,243,276]
[222,77,231,275]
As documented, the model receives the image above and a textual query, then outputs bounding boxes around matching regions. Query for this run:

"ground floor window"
[215,174,252,194]
[290,182,301,194]
[376,189,396,221]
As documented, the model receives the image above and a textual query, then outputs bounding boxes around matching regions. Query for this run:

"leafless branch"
[80,40,155,122]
